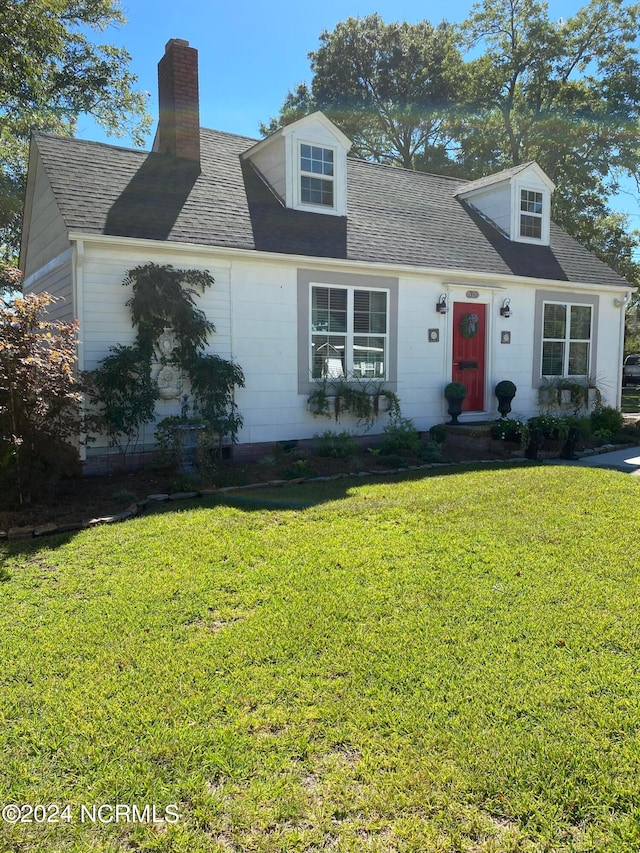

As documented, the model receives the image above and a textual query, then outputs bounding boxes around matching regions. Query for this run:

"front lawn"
[621,387,640,413]
[1,466,639,852]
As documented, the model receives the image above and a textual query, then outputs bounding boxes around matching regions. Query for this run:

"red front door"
[452,303,486,411]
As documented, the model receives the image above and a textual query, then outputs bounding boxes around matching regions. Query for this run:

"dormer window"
[454,162,554,246]
[520,190,543,239]
[300,144,334,207]
[241,111,351,217]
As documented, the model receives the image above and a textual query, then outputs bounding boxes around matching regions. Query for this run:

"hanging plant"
[460,312,479,338]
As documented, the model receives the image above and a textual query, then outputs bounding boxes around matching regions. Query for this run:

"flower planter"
[496,393,515,418]
[445,397,464,425]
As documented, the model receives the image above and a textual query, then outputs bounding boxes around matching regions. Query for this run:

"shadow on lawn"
[0,460,542,568]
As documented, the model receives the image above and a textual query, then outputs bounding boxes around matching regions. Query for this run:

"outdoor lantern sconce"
[436,294,448,314]
[500,298,512,318]
[614,294,630,308]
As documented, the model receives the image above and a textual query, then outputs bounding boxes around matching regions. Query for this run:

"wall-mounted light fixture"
[436,293,448,314]
[500,298,512,318]
[614,294,630,308]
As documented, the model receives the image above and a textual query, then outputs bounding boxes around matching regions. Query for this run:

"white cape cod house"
[20,39,633,470]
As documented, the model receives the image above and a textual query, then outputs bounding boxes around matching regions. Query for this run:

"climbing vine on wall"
[87,263,245,455]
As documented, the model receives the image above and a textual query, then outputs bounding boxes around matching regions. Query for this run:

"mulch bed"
[0,443,509,535]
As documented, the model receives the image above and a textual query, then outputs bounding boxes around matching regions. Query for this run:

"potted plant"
[444,381,467,425]
[495,380,517,418]
[490,417,528,452]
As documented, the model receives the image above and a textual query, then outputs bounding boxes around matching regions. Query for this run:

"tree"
[84,344,158,459]
[0,0,151,263]
[261,14,465,170]
[455,0,640,279]
[263,4,640,282]
[0,292,84,504]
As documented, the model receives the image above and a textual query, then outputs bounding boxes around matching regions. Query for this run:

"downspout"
[616,299,627,410]
[72,239,86,461]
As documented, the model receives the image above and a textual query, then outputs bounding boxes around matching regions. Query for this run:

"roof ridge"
[347,156,466,184]
[34,130,150,156]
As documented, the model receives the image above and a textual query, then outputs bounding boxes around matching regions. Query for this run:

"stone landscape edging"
[2,446,632,542]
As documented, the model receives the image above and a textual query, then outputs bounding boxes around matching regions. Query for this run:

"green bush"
[527,415,570,441]
[565,416,592,438]
[429,424,447,444]
[417,442,447,463]
[280,459,317,480]
[495,380,517,397]
[315,430,358,458]
[379,416,421,455]
[444,381,466,399]
[590,406,624,435]
[491,418,528,443]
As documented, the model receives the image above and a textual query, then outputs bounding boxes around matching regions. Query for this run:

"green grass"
[621,387,640,413]
[1,466,640,852]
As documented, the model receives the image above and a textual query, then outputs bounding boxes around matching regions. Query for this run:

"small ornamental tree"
[84,344,158,458]
[0,293,83,504]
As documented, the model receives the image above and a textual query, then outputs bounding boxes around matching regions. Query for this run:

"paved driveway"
[549,447,640,474]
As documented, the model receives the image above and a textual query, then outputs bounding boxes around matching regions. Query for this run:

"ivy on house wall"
[87,263,245,457]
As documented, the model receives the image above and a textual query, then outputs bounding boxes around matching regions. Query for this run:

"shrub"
[380,416,421,455]
[565,416,592,439]
[315,430,358,458]
[417,442,447,463]
[280,459,317,479]
[491,418,528,443]
[0,293,84,505]
[527,415,570,441]
[495,380,517,397]
[429,424,447,444]
[85,344,158,458]
[590,405,624,435]
[444,381,466,399]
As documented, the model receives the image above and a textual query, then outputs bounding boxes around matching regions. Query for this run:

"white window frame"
[541,300,593,378]
[310,283,389,380]
[519,188,544,240]
[297,140,337,212]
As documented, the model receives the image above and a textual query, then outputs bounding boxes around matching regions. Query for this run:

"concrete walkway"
[549,446,640,475]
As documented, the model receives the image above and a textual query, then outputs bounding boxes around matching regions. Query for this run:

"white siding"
[75,239,626,454]
[249,136,286,201]
[81,243,232,450]
[23,254,74,324]
[22,151,69,280]
[468,185,512,237]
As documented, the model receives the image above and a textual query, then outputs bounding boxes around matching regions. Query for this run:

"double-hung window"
[300,143,334,208]
[542,302,592,377]
[520,189,543,239]
[311,285,387,379]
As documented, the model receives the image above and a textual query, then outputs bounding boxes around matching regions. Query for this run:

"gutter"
[67,232,635,297]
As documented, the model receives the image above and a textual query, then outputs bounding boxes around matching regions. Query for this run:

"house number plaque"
[466,290,479,299]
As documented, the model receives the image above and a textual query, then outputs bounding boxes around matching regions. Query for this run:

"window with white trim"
[311,285,387,379]
[520,189,543,239]
[542,302,592,376]
[300,143,334,207]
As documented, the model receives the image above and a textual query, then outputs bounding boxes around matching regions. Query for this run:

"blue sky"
[75,0,640,227]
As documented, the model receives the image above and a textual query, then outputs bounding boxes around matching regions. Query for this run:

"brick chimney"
[155,39,200,166]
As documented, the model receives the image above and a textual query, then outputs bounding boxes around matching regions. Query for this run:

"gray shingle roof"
[454,161,537,195]
[33,128,628,288]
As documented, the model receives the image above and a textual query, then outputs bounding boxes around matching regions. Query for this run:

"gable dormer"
[242,112,351,217]
[455,162,555,246]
